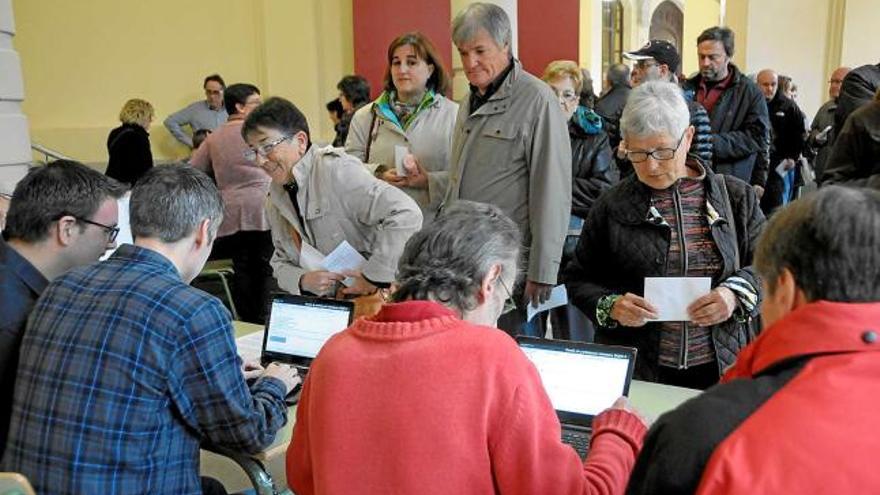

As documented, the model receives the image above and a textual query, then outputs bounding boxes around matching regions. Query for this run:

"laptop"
[260,293,355,373]
[516,337,637,458]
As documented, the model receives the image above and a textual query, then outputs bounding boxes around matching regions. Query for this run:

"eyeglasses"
[635,60,658,70]
[205,89,223,96]
[553,89,578,103]
[55,212,120,243]
[624,131,686,163]
[498,275,517,314]
[243,134,291,162]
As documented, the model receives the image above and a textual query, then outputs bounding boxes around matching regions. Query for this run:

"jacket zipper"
[673,186,689,369]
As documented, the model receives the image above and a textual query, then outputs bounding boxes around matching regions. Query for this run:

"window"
[602,0,624,77]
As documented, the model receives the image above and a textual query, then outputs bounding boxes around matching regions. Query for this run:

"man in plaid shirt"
[2,166,300,494]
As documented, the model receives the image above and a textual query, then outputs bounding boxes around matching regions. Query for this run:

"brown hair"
[541,60,584,93]
[383,32,451,96]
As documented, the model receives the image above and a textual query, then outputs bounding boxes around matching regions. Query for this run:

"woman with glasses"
[241,97,421,301]
[345,32,458,224]
[541,60,617,342]
[105,98,155,186]
[565,82,766,389]
[286,200,648,494]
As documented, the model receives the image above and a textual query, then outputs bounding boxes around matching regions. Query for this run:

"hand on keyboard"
[263,362,302,395]
[610,397,650,428]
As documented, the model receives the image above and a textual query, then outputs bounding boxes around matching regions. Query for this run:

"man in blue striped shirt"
[2,166,300,494]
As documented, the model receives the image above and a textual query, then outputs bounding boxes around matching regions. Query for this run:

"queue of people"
[3,2,880,494]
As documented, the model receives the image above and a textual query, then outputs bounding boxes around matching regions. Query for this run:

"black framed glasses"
[625,131,686,163]
[55,212,119,243]
[243,134,292,162]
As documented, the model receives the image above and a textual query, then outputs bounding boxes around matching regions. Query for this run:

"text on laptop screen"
[265,300,351,358]
[520,344,631,417]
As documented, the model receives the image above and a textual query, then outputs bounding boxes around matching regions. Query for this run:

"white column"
[450,0,519,101]
[0,0,31,194]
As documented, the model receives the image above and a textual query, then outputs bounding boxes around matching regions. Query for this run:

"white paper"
[526,285,569,322]
[775,161,788,178]
[322,241,367,287]
[643,277,711,322]
[236,330,265,364]
[299,242,325,271]
[394,145,409,177]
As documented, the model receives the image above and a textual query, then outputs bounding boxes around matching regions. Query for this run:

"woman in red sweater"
[287,200,648,495]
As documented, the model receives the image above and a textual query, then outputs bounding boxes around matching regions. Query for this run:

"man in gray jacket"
[444,3,572,336]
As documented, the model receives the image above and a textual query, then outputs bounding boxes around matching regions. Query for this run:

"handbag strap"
[364,109,378,163]
[717,175,740,270]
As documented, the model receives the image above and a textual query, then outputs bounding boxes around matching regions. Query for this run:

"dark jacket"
[761,91,807,213]
[834,62,880,136]
[626,302,880,494]
[105,123,153,186]
[822,101,880,189]
[565,160,765,380]
[569,110,616,218]
[683,64,770,187]
[595,85,631,152]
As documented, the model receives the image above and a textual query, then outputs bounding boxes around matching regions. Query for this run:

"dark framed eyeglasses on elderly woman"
[625,130,686,163]
[498,276,517,314]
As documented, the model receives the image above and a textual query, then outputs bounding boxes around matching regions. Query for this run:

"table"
[201,322,703,492]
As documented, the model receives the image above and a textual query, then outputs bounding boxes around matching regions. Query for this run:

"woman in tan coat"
[345,32,458,224]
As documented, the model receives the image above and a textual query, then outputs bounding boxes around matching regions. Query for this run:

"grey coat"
[444,60,572,284]
[266,146,422,295]
[345,93,458,223]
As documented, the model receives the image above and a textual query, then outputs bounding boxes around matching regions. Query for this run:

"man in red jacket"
[287,200,648,495]
[626,185,880,494]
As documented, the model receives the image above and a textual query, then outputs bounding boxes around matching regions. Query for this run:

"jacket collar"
[723,301,880,381]
[686,62,746,91]
[466,59,522,117]
[0,237,49,296]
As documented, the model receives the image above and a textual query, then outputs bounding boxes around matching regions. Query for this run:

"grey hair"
[130,165,224,243]
[391,200,521,314]
[606,63,631,88]
[452,2,511,50]
[620,81,690,140]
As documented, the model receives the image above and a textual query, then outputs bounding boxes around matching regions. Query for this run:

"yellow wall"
[724,0,749,70]
[12,0,353,165]
[840,0,880,69]
[681,0,721,77]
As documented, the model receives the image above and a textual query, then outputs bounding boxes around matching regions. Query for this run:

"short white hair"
[620,81,690,140]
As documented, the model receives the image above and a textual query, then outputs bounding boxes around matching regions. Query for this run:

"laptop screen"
[262,295,354,365]
[518,338,636,425]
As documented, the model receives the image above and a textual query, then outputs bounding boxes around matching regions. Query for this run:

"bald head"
[757,69,778,101]
[829,66,851,99]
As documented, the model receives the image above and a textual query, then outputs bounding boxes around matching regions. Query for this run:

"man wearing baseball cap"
[620,40,714,173]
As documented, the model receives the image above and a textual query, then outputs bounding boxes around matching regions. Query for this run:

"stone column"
[0,0,31,194]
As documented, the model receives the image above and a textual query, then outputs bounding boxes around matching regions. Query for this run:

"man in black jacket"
[822,91,880,189]
[682,27,770,198]
[756,69,807,214]
[834,61,880,135]
[595,63,631,161]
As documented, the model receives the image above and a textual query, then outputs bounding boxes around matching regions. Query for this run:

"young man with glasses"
[0,159,125,459]
[241,97,422,300]
[164,73,229,148]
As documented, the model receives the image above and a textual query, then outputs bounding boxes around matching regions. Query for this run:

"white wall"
[0,0,31,192]
[743,0,830,119]
[840,0,880,69]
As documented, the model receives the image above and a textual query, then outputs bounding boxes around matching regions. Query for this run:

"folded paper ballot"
[526,285,569,322]
[299,240,366,287]
[644,277,711,322]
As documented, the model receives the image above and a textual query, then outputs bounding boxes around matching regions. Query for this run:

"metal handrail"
[31,143,74,163]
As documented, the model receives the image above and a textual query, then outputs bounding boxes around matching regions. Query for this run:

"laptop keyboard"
[562,429,592,458]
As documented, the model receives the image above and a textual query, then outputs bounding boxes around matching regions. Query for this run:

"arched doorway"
[602,0,625,77]
[649,1,684,56]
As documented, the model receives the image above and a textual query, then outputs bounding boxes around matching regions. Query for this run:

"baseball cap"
[624,40,681,73]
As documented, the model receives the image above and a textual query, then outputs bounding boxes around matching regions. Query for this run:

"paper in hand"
[394,145,409,177]
[321,241,367,287]
[526,285,569,322]
[643,277,711,322]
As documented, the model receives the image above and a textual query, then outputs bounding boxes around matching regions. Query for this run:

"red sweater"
[287,301,646,494]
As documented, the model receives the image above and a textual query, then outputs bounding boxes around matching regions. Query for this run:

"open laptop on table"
[259,294,354,401]
[516,337,637,458]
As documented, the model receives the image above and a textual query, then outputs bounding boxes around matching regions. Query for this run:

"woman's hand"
[610,293,659,327]
[687,287,738,327]
[300,270,345,296]
[387,154,428,190]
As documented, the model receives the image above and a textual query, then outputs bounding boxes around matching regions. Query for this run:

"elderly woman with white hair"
[565,81,766,388]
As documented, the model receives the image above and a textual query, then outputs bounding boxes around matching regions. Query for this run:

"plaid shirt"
[2,244,289,495]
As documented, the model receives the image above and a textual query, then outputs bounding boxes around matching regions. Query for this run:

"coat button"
[862,331,877,344]
[654,256,662,264]
[465,128,471,134]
